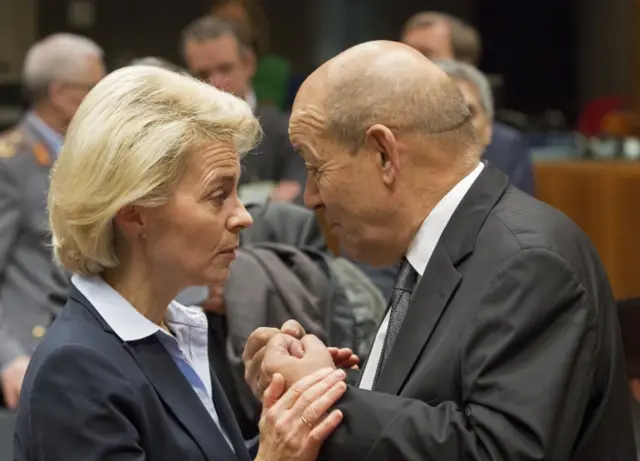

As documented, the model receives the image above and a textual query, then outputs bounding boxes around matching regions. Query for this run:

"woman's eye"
[210,190,228,204]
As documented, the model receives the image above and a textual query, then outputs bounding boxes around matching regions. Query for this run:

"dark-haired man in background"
[181,16,305,204]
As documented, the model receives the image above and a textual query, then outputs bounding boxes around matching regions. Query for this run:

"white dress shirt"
[359,162,485,390]
[72,274,234,450]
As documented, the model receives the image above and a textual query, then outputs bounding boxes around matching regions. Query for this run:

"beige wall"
[0,0,37,83]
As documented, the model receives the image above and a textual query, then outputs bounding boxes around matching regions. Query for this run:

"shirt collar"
[26,111,64,157]
[71,274,204,341]
[406,162,484,276]
[245,89,258,113]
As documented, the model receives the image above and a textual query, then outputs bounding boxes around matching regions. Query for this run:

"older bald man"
[243,41,635,461]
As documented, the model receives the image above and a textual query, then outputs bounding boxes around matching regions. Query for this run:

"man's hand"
[258,334,334,397]
[244,320,307,397]
[1,355,29,409]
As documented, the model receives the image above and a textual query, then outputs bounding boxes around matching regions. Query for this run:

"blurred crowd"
[0,0,638,459]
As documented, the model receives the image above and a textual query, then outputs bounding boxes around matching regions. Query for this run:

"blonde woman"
[13,66,347,461]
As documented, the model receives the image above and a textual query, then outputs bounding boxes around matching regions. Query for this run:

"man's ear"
[48,81,65,107]
[243,48,257,80]
[364,124,399,186]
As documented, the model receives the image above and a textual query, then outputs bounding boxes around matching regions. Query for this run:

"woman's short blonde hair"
[49,65,261,275]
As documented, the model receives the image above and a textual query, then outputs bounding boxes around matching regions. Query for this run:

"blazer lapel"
[375,164,510,395]
[209,368,253,461]
[126,337,237,461]
[375,243,461,395]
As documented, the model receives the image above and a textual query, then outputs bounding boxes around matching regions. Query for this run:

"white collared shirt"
[245,89,258,114]
[71,274,234,450]
[359,162,484,390]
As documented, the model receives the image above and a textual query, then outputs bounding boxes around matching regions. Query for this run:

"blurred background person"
[401,11,535,195]
[182,16,305,203]
[435,60,494,149]
[210,0,295,111]
[129,56,186,73]
[15,65,346,461]
[0,33,105,410]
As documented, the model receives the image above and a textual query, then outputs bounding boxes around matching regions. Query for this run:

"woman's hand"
[328,347,359,369]
[255,368,347,461]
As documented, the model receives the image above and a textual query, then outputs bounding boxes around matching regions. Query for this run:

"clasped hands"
[244,320,359,461]
[243,320,359,401]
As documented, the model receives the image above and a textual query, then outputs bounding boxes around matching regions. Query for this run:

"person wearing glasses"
[0,33,105,410]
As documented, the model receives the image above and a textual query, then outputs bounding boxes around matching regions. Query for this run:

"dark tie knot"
[395,258,417,293]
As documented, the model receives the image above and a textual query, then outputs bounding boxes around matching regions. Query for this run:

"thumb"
[301,334,327,353]
[261,373,285,410]
[281,320,305,339]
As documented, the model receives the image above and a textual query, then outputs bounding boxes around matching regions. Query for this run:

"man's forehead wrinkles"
[291,105,326,131]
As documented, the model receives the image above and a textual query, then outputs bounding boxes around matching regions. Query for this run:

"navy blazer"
[14,285,252,461]
[483,122,535,196]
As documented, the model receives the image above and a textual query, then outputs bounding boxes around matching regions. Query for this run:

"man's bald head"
[290,42,483,267]
[293,41,478,159]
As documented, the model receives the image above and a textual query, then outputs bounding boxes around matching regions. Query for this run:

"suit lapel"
[126,337,237,461]
[375,243,461,394]
[209,368,252,461]
[375,164,510,395]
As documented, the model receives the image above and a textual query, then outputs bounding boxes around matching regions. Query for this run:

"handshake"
[242,320,360,401]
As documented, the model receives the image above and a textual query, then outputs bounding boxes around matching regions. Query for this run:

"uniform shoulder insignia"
[0,139,16,158]
[32,142,51,165]
[0,130,23,159]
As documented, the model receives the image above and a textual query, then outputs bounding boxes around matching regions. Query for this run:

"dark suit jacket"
[318,165,635,461]
[14,286,251,461]
[483,122,535,195]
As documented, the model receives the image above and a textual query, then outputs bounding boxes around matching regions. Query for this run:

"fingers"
[328,347,352,362]
[290,372,347,425]
[307,410,344,445]
[269,367,336,414]
[1,382,18,410]
[281,320,305,339]
[289,339,304,359]
[262,373,285,410]
[246,346,267,397]
[243,327,280,363]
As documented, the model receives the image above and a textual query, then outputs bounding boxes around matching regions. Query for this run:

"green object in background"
[253,54,290,109]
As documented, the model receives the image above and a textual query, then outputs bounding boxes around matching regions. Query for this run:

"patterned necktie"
[373,258,417,385]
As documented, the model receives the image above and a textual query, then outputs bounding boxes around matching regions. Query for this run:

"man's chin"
[342,241,399,267]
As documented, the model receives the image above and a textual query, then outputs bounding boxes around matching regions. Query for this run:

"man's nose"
[210,73,227,90]
[303,173,322,210]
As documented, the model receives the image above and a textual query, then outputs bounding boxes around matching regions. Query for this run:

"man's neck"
[409,160,481,235]
[32,104,66,134]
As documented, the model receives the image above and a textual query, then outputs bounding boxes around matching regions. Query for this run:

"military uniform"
[0,116,68,372]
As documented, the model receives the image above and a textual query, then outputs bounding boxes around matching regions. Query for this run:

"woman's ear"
[114,205,145,239]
